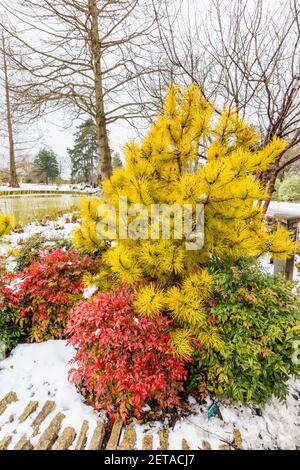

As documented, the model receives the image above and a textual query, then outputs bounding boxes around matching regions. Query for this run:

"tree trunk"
[2,33,19,188]
[88,0,112,182]
[261,149,286,213]
[263,170,278,213]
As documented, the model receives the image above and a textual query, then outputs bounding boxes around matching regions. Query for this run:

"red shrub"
[66,286,187,423]
[0,248,97,342]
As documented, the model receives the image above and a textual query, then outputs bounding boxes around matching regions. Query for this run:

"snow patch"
[0,340,101,448]
[0,340,299,450]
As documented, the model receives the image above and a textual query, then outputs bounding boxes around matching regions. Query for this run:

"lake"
[0,193,82,225]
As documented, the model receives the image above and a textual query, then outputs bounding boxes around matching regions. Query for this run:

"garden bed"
[0,340,299,449]
[0,215,299,449]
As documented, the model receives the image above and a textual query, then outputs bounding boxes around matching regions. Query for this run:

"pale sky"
[15,0,210,175]
[38,112,136,177]
[24,0,284,159]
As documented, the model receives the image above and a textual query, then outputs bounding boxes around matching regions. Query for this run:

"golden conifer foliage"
[0,214,13,237]
[73,84,297,357]
[72,196,105,253]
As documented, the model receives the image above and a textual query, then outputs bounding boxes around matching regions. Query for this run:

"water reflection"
[0,194,81,225]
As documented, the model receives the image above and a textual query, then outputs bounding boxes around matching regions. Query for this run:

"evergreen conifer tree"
[33,147,60,184]
[68,120,98,185]
[73,85,297,357]
[112,152,123,169]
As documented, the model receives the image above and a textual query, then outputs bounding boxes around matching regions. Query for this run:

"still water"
[0,193,81,225]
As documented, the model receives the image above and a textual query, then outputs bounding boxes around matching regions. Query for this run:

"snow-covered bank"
[0,340,299,450]
[268,201,300,218]
[140,379,300,450]
[0,183,100,194]
[0,341,100,449]
[0,215,78,256]
[0,214,78,272]
[260,254,300,282]
[0,183,73,192]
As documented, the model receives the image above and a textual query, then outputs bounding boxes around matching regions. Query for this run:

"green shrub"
[0,298,29,352]
[14,234,72,271]
[188,261,300,403]
[278,174,300,202]
[0,248,99,346]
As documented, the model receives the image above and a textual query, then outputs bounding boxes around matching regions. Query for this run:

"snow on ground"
[0,204,299,449]
[0,340,299,450]
[260,254,300,283]
[0,183,74,192]
[267,201,300,218]
[161,380,300,450]
[134,384,300,450]
[0,341,101,449]
[5,216,77,245]
[0,214,78,257]
[0,183,99,194]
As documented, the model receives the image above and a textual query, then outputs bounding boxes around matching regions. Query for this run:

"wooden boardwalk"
[0,392,243,450]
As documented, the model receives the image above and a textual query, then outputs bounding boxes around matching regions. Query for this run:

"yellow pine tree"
[0,214,13,237]
[72,197,105,252]
[73,84,297,358]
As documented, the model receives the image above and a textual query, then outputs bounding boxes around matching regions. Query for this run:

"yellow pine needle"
[166,286,206,327]
[72,220,104,253]
[182,270,213,300]
[197,328,224,351]
[0,214,13,237]
[103,246,143,283]
[80,196,100,222]
[169,328,194,359]
[134,283,165,318]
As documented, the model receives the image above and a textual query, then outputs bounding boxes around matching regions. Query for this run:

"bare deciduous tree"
[1,31,19,187]
[0,0,165,181]
[151,0,300,209]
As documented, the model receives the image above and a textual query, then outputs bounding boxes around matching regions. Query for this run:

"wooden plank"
[106,420,123,450]
[34,412,65,450]
[32,400,56,436]
[14,436,33,450]
[182,438,190,450]
[88,420,105,450]
[53,427,76,450]
[119,426,136,450]
[19,401,39,423]
[0,392,17,416]
[0,435,12,450]
[75,420,89,450]
[142,434,153,450]
[158,429,169,450]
